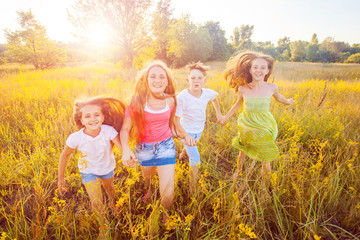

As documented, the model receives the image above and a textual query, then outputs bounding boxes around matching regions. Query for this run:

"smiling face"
[80,104,104,133]
[187,69,206,92]
[250,58,270,82]
[147,66,168,96]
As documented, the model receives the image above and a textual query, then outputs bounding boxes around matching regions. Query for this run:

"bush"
[345,53,360,63]
[0,57,7,65]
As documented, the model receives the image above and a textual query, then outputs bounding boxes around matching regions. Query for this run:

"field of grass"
[0,62,360,239]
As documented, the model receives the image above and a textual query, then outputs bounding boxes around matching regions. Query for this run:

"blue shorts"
[135,137,176,167]
[184,132,203,167]
[80,170,114,184]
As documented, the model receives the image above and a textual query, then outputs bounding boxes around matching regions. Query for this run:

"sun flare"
[86,22,111,45]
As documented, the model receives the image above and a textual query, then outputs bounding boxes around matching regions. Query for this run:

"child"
[175,61,222,193]
[120,60,190,222]
[220,52,295,192]
[58,97,127,236]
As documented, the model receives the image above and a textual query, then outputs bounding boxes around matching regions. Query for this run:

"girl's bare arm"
[221,89,244,125]
[272,84,295,105]
[120,116,137,167]
[58,146,74,193]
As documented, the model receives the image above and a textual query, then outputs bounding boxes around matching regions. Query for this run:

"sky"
[0,0,359,45]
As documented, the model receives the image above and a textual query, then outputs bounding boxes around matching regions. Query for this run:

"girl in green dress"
[219,52,295,191]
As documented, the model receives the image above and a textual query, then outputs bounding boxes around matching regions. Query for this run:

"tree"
[68,0,152,67]
[290,40,307,62]
[277,49,290,62]
[230,27,240,47]
[305,33,319,62]
[4,10,65,69]
[345,53,360,63]
[152,0,173,64]
[230,25,254,51]
[253,41,277,58]
[0,44,5,54]
[167,15,212,67]
[202,21,230,61]
[238,24,254,50]
[0,44,6,64]
[318,37,351,62]
[349,44,360,55]
[277,36,290,55]
[240,24,254,42]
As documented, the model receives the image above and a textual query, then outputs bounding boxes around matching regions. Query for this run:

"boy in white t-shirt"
[175,62,223,192]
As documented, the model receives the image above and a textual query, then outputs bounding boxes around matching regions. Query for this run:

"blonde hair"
[128,60,177,142]
[224,52,274,92]
[185,61,210,77]
[74,96,126,132]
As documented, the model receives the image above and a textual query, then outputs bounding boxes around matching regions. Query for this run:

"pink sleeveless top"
[125,101,174,143]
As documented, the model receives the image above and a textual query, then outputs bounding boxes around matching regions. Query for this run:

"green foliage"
[318,37,351,62]
[230,24,254,51]
[310,33,319,45]
[0,44,5,53]
[230,27,240,47]
[202,21,231,61]
[277,36,291,56]
[4,10,66,69]
[305,44,319,62]
[277,49,291,62]
[167,15,212,67]
[290,40,308,62]
[0,57,6,65]
[253,41,277,58]
[151,0,173,63]
[345,53,360,63]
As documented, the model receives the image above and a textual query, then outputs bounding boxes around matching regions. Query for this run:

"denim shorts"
[80,170,114,184]
[184,132,203,167]
[135,137,176,167]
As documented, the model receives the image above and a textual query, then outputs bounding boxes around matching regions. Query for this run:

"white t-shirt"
[176,88,218,133]
[66,125,118,175]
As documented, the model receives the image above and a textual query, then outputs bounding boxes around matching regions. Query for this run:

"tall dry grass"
[0,62,359,239]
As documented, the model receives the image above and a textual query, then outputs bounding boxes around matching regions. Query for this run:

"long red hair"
[128,60,177,143]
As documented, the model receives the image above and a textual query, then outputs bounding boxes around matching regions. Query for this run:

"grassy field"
[0,62,360,239]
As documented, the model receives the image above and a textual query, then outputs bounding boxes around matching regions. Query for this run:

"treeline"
[1,0,360,69]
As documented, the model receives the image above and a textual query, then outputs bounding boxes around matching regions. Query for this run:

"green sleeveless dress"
[232,97,279,163]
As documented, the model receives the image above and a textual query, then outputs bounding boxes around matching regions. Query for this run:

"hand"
[58,178,67,195]
[184,134,197,146]
[122,150,137,168]
[287,98,295,105]
[217,115,227,126]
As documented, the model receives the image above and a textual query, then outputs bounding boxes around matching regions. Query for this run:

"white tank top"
[144,100,169,113]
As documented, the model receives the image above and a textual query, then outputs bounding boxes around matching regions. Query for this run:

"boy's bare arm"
[211,96,222,118]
